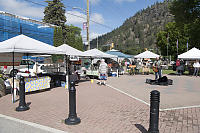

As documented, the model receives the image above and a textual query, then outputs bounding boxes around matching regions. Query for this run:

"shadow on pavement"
[27,102,31,107]
[26,88,52,95]
[135,124,148,133]
[78,79,90,83]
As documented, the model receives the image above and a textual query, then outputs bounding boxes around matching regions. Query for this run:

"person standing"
[153,57,162,80]
[193,60,200,77]
[98,59,108,85]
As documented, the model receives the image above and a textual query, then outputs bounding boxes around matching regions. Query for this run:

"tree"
[52,27,64,62]
[53,27,63,47]
[156,22,188,60]
[64,25,83,51]
[170,0,200,47]
[43,0,66,28]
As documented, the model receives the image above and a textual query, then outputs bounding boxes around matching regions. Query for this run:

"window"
[20,60,27,65]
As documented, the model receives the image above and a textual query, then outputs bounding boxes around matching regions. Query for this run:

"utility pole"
[87,0,90,50]
[97,37,99,49]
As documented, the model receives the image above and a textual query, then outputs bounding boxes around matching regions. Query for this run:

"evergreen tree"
[53,27,63,47]
[43,0,66,28]
[43,0,66,62]
[64,25,83,51]
[52,27,64,62]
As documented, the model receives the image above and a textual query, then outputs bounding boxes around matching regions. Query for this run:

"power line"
[22,0,113,30]
[66,12,113,29]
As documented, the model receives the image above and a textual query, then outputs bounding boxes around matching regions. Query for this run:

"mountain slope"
[90,1,174,55]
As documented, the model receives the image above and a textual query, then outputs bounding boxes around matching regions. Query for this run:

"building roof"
[106,49,132,58]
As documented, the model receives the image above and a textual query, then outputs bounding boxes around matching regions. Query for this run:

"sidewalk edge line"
[0,114,68,133]
[160,105,200,111]
[106,84,150,106]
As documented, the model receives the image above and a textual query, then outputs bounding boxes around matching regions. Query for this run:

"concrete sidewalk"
[0,114,67,133]
[0,76,199,133]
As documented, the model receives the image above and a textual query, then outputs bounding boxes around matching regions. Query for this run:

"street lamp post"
[73,1,90,50]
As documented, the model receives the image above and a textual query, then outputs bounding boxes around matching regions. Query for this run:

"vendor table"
[86,70,99,77]
[25,76,51,92]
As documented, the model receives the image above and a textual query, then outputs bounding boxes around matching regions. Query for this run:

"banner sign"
[0,53,23,66]
[83,22,87,30]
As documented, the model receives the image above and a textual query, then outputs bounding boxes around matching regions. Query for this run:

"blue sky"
[0,0,164,42]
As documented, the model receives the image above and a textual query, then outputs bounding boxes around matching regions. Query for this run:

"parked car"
[1,59,35,77]
[18,63,47,77]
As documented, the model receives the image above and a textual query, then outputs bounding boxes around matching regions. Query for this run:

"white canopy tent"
[178,47,200,60]
[57,44,86,56]
[0,34,66,102]
[0,34,65,54]
[83,48,117,58]
[134,50,159,59]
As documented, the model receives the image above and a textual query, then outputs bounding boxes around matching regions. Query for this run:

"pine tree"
[53,27,63,47]
[43,0,66,28]
[52,27,64,63]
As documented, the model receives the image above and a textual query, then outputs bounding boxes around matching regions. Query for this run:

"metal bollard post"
[148,90,160,133]
[65,81,81,125]
[16,76,30,111]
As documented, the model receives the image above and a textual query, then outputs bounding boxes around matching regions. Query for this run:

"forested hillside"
[90,1,173,55]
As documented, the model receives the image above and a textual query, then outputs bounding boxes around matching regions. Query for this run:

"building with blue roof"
[105,49,132,58]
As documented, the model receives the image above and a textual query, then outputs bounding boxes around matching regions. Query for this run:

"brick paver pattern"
[0,75,199,133]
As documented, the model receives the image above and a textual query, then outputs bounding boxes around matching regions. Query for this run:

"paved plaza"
[107,74,200,109]
[0,74,200,133]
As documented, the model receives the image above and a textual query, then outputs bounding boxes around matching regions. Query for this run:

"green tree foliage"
[156,22,188,59]
[43,0,84,62]
[64,25,83,51]
[53,27,63,47]
[170,0,200,47]
[52,27,64,62]
[43,0,66,28]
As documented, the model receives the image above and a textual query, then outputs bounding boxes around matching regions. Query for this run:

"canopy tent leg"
[65,55,69,89]
[12,52,14,103]
[26,53,29,73]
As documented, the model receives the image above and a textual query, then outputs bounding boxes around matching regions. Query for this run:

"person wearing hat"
[98,59,108,85]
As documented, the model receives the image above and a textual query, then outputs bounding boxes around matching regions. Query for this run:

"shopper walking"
[98,59,108,85]
[193,60,200,77]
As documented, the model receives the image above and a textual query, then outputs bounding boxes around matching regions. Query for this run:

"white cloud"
[66,11,87,24]
[66,11,104,25]
[0,0,44,19]
[115,0,136,3]
[90,0,101,5]
[91,13,104,24]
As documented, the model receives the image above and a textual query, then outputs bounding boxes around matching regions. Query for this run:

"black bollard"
[65,81,81,125]
[148,90,160,133]
[16,76,30,111]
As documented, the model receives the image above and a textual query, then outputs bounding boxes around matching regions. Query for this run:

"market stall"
[83,49,117,78]
[134,51,159,74]
[178,47,200,75]
[56,44,89,87]
[178,47,200,60]
[134,50,159,59]
[0,34,65,101]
